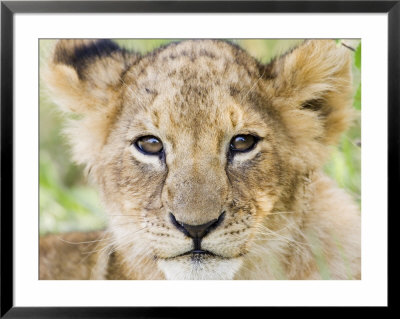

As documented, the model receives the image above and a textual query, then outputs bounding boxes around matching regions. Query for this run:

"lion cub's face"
[46,39,352,279]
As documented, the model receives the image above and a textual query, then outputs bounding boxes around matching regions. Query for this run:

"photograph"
[39,38,361,280]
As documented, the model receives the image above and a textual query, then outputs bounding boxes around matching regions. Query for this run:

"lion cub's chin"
[157,255,243,280]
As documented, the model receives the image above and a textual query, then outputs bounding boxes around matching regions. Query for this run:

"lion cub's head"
[44,39,353,279]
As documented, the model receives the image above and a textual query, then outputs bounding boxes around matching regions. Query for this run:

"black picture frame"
[1,0,396,317]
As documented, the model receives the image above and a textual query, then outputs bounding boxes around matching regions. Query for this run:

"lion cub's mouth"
[175,249,218,258]
[160,249,223,261]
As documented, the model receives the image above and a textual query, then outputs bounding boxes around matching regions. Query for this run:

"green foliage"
[40,150,106,235]
[354,42,361,69]
[353,43,361,111]
[39,39,361,234]
[353,85,361,111]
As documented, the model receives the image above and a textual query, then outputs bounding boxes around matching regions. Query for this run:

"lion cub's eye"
[135,136,163,155]
[230,134,258,153]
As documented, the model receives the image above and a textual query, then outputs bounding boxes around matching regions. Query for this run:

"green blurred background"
[39,39,361,236]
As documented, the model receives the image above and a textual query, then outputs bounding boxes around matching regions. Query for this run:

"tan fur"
[40,39,360,280]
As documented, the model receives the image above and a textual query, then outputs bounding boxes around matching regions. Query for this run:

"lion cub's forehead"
[122,40,263,137]
[139,40,261,81]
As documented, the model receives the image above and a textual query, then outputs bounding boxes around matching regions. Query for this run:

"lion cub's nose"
[169,212,225,240]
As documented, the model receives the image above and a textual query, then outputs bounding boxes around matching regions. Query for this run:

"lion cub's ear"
[265,40,354,146]
[42,40,139,170]
[43,39,138,114]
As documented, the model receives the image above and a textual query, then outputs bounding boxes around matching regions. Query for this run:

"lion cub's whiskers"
[55,236,108,245]
[255,223,311,248]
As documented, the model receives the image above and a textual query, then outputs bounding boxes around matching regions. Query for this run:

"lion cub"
[40,39,360,280]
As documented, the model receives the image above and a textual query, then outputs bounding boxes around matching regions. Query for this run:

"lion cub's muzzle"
[169,212,225,255]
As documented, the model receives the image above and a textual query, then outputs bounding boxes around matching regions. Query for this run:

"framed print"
[1,0,396,317]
